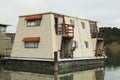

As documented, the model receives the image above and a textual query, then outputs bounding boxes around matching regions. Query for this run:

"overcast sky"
[0,0,120,33]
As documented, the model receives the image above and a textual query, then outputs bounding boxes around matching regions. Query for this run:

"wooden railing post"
[54,51,58,72]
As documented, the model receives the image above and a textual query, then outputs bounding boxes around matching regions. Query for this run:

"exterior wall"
[11,14,54,59]
[96,40,104,50]
[51,14,62,52]
[92,39,97,55]
[61,16,94,58]
[11,12,99,59]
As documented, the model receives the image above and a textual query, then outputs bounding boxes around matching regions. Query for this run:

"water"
[0,66,120,80]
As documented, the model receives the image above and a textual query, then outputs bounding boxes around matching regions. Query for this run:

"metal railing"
[55,24,74,38]
[95,49,105,57]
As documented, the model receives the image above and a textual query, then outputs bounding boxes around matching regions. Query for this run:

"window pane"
[25,41,38,48]
[34,42,38,47]
[29,42,35,47]
[27,19,41,27]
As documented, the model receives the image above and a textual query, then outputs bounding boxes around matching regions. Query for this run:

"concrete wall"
[61,16,94,58]
[92,39,97,55]
[11,14,54,58]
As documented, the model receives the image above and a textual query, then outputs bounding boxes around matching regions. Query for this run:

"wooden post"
[54,71,58,80]
[54,51,58,72]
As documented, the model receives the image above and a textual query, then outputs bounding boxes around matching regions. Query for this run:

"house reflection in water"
[0,68,104,80]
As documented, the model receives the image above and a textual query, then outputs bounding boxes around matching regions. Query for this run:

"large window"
[54,17,63,35]
[84,41,89,48]
[90,23,96,33]
[27,19,41,27]
[25,41,38,48]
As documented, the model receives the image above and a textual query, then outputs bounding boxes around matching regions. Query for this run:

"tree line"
[100,27,120,44]
[100,27,120,66]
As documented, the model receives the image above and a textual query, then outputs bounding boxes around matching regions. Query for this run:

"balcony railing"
[62,24,74,38]
[91,31,103,39]
[55,24,74,38]
[98,32,103,38]
[91,32,98,38]
[95,49,105,57]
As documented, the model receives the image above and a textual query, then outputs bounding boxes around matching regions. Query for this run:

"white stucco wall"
[11,14,54,59]
[63,16,94,58]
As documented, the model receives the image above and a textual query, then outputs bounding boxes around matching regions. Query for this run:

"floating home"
[5,12,105,71]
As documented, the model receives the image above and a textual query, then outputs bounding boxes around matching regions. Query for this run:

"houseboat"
[5,12,106,71]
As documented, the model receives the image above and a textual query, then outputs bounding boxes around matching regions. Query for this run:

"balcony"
[91,32,98,38]
[55,24,74,38]
[95,49,105,57]
[97,31,103,40]
[62,24,74,38]
[91,31,103,40]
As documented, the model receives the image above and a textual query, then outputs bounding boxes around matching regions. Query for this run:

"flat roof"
[19,12,97,22]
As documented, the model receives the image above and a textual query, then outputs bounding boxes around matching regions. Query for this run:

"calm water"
[0,66,120,80]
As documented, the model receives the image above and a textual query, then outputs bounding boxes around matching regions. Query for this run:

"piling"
[54,51,58,72]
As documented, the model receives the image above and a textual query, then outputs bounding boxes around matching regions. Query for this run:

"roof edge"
[19,12,97,22]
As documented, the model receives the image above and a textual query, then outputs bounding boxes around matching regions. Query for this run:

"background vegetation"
[100,27,120,66]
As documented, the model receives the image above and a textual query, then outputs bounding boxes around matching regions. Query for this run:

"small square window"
[81,22,85,29]
[84,41,89,48]
[73,40,78,48]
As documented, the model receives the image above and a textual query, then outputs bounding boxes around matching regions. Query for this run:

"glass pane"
[25,42,38,48]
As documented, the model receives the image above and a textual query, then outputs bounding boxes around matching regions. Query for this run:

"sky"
[0,0,120,33]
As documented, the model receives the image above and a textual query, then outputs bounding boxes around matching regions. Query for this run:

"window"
[84,41,89,48]
[70,19,75,25]
[54,17,63,35]
[90,23,96,32]
[27,19,41,27]
[25,41,38,48]
[23,37,40,48]
[73,40,78,48]
[81,22,85,29]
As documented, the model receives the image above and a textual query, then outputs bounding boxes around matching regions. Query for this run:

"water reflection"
[0,67,105,80]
